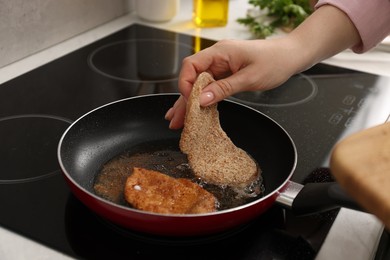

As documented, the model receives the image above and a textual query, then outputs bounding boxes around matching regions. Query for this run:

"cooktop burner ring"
[0,114,73,184]
[88,39,195,83]
[230,74,318,107]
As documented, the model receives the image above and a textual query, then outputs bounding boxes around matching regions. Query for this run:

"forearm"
[316,0,390,53]
[285,4,360,74]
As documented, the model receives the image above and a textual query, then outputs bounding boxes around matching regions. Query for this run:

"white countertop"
[0,0,388,259]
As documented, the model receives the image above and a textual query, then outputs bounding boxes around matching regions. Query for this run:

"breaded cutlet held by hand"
[180,72,259,188]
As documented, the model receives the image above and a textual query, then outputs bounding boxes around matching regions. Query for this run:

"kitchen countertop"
[0,0,388,259]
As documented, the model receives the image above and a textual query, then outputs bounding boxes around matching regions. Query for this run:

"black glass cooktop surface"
[1,23,389,259]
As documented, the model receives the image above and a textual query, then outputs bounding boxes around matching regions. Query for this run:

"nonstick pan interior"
[59,94,296,211]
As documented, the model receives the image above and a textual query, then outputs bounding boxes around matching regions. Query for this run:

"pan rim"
[57,93,297,218]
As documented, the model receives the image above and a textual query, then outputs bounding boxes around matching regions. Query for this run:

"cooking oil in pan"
[94,145,264,211]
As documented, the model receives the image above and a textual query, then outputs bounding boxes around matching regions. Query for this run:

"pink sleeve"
[315,0,390,53]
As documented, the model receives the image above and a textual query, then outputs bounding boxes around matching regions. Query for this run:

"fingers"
[166,41,254,127]
[178,46,219,95]
[198,80,231,106]
[166,75,245,128]
[165,95,187,129]
[199,67,259,106]
[166,47,221,128]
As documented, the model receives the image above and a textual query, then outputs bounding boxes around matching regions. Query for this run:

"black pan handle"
[292,182,363,215]
[276,181,364,215]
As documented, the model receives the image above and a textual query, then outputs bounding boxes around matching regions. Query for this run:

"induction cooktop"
[0,23,389,259]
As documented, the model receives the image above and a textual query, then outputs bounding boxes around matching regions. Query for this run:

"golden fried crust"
[176,178,217,213]
[124,167,216,214]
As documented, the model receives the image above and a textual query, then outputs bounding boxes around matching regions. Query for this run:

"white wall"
[0,0,134,68]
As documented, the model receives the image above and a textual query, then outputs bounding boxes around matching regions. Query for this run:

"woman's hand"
[165,4,360,129]
[165,38,300,129]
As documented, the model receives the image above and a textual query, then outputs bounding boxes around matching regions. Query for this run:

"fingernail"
[165,107,174,120]
[200,92,214,106]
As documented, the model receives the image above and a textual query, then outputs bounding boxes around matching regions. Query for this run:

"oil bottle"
[193,0,229,27]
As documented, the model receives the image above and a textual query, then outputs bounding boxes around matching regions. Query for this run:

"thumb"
[199,74,245,106]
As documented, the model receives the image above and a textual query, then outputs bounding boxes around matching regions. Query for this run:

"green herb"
[237,0,313,39]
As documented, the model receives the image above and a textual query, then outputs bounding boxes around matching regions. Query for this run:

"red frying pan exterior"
[58,94,297,236]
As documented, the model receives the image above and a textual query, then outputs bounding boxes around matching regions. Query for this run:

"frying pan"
[58,94,361,236]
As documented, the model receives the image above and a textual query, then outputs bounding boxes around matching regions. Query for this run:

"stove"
[0,23,389,259]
